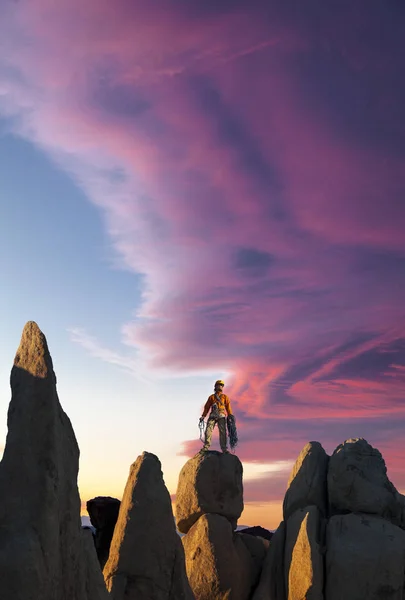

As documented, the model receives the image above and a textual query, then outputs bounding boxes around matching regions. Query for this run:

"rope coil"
[198,418,206,443]
[226,415,238,451]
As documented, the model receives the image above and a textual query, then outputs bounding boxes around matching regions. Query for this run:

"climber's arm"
[201,396,213,419]
[225,395,233,416]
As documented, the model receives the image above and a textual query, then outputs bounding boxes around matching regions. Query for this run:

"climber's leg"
[203,417,216,450]
[218,417,228,452]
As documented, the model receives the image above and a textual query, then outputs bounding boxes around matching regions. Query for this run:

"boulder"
[239,526,273,541]
[103,451,194,600]
[325,513,405,600]
[182,513,255,600]
[284,506,324,600]
[283,442,329,521]
[252,521,286,600]
[81,529,110,600]
[176,450,243,534]
[0,322,87,600]
[328,438,403,526]
[87,496,121,568]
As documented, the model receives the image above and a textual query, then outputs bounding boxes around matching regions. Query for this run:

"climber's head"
[214,379,225,392]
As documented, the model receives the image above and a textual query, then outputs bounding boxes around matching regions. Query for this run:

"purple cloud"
[1,0,405,502]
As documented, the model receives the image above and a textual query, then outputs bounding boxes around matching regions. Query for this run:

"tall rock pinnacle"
[0,321,106,600]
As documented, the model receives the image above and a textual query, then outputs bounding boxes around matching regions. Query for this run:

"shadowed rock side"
[252,521,286,600]
[103,451,194,600]
[237,532,269,591]
[0,322,94,600]
[87,496,121,569]
[326,513,405,600]
[82,529,110,600]
[176,450,244,534]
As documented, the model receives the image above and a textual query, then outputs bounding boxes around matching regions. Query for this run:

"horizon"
[1,0,405,530]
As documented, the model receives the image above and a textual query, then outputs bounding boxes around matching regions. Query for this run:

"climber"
[199,380,238,453]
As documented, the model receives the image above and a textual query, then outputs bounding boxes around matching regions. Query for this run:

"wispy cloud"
[68,327,150,384]
[1,0,405,488]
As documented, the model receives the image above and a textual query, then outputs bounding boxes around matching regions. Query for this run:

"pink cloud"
[1,0,405,481]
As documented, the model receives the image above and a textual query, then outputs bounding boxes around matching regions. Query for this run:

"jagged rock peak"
[104,451,194,599]
[0,321,96,600]
[12,321,55,381]
[283,441,329,520]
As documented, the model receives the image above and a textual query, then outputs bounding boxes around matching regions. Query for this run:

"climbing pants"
[203,416,228,452]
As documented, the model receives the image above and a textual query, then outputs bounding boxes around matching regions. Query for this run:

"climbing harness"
[214,393,226,416]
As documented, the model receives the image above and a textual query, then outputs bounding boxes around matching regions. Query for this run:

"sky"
[0,0,405,530]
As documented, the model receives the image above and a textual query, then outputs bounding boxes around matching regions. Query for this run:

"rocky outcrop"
[87,496,121,569]
[177,451,263,599]
[103,451,194,600]
[261,437,405,600]
[0,322,92,600]
[284,506,324,600]
[283,442,329,521]
[239,526,273,541]
[182,513,256,600]
[326,513,405,600]
[328,438,404,526]
[4,326,405,600]
[176,450,243,534]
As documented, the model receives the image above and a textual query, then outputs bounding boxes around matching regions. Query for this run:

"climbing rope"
[198,418,206,443]
[226,415,238,452]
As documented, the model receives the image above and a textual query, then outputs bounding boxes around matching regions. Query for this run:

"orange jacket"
[202,393,233,418]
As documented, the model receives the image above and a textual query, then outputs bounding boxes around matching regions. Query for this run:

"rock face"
[237,532,269,590]
[328,438,403,526]
[81,529,110,600]
[87,496,121,568]
[176,450,244,534]
[326,513,405,600]
[271,438,405,600]
[284,506,324,600]
[103,451,194,600]
[283,442,329,521]
[252,521,286,600]
[0,322,90,600]
[182,513,255,600]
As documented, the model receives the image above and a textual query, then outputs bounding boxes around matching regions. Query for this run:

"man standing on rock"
[199,380,233,453]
